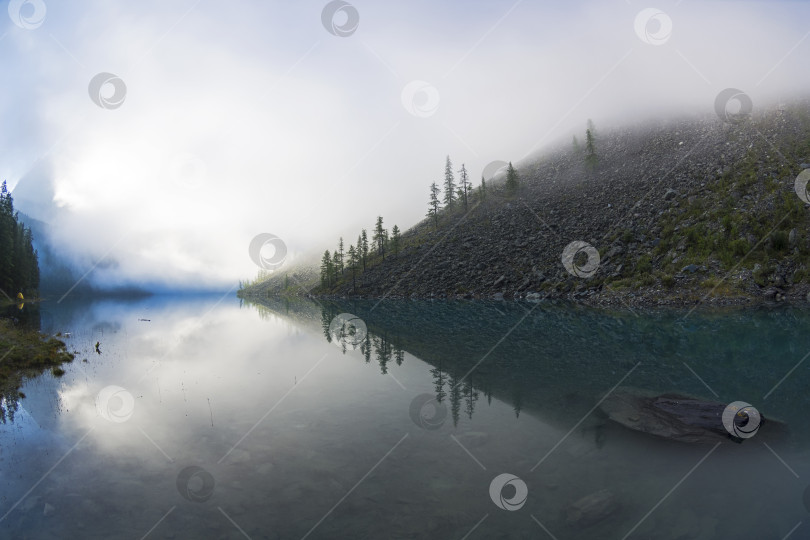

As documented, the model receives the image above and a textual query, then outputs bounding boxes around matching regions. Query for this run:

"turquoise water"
[0,295,808,539]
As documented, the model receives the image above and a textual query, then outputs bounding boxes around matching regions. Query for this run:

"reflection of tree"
[361,333,371,364]
[394,346,404,366]
[374,334,393,374]
[430,359,447,404]
[448,370,461,427]
[463,378,479,420]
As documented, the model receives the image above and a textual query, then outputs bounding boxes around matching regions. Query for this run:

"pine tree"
[373,216,387,259]
[443,155,456,207]
[458,164,470,211]
[505,161,519,193]
[585,128,597,170]
[572,135,581,154]
[356,234,363,270]
[479,175,486,200]
[427,182,441,228]
[360,229,369,270]
[391,225,401,257]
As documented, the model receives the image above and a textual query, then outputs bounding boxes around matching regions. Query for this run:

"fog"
[3,0,809,291]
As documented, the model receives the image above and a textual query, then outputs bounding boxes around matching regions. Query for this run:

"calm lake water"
[1,295,809,539]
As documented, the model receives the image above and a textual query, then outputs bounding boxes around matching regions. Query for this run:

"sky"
[2,0,810,291]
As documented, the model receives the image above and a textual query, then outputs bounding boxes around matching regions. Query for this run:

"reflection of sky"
[1,297,809,538]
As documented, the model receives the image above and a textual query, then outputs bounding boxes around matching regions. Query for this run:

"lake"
[0,295,808,539]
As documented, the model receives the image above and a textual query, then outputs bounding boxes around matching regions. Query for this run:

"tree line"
[320,216,402,290]
[0,181,39,298]
[427,155,519,228]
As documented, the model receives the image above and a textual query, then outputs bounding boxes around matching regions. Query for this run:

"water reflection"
[0,295,807,539]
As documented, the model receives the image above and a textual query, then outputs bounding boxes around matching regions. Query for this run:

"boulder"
[600,387,783,444]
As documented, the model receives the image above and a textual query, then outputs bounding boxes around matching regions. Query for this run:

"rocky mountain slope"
[242,100,810,306]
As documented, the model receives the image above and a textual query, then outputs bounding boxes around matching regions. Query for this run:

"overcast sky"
[3,0,810,291]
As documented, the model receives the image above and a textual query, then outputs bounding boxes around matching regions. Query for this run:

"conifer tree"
[331,251,341,283]
[337,237,344,274]
[390,225,401,257]
[458,164,470,211]
[443,155,456,207]
[427,182,441,228]
[479,175,486,200]
[360,229,369,270]
[373,216,387,259]
[320,250,332,287]
[347,244,358,291]
[585,128,597,170]
[505,162,519,193]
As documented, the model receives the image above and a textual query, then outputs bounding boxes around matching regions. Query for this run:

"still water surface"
[0,295,808,539]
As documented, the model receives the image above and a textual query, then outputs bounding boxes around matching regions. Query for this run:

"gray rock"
[681,264,698,274]
[664,188,679,201]
[800,163,810,169]
[763,287,780,300]
[492,292,504,300]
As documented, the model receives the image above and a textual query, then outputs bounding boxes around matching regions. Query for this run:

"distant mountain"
[242,99,810,306]
[11,164,148,298]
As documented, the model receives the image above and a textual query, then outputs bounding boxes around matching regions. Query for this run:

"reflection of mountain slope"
[243,297,808,440]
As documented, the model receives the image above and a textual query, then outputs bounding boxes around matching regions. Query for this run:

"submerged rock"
[600,387,781,444]
[566,489,619,527]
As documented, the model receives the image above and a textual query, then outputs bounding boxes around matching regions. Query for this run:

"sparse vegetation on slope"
[242,101,810,306]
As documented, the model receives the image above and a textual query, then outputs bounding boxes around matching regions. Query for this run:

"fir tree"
[479,175,486,200]
[373,216,387,259]
[427,182,441,228]
[337,237,344,274]
[585,128,597,170]
[360,229,369,271]
[505,161,519,193]
[331,251,341,283]
[458,163,470,211]
[390,225,401,257]
[320,250,332,287]
[347,244,358,291]
[443,155,456,207]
